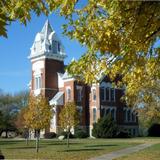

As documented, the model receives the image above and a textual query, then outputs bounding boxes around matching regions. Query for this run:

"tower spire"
[41,19,53,39]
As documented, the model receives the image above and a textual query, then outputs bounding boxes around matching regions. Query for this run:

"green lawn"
[0,138,140,160]
[115,143,160,160]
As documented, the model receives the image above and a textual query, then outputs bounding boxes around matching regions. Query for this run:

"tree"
[24,94,53,152]
[0,111,16,138]
[61,1,160,110]
[1,1,160,110]
[92,114,118,138]
[59,102,79,148]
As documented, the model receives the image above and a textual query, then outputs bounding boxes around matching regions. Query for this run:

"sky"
[0,13,86,94]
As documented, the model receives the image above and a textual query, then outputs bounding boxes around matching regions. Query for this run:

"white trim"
[100,82,112,88]
[63,78,75,82]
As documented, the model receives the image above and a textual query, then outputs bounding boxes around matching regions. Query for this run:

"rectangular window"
[110,88,115,101]
[58,42,61,52]
[106,88,110,101]
[35,76,41,90]
[100,88,105,101]
[66,88,71,101]
[92,89,96,101]
[77,88,82,102]
[93,108,97,123]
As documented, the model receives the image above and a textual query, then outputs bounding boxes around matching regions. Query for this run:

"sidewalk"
[89,143,153,160]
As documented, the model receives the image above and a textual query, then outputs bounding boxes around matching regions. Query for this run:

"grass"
[0,138,141,160]
[115,143,160,160]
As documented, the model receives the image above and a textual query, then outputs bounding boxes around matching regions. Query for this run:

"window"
[34,76,41,90]
[52,40,58,53]
[124,109,127,122]
[106,108,110,115]
[100,87,105,101]
[66,88,71,101]
[106,88,110,101]
[49,45,51,50]
[77,88,82,102]
[127,110,131,122]
[77,106,83,124]
[111,109,116,120]
[92,89,96,101]
[93,108,97,123]
[110,88,115,101]
[58,42,61,52]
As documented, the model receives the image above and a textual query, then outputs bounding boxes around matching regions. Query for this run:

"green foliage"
[148,123,160,137]
[44,132,56,139]
[92,115,118,138]
[75,128,88,138]
[59,131,74,139]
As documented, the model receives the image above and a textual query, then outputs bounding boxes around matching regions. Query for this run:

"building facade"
[28,20,139,136]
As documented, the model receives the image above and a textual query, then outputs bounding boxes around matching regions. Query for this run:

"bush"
[92,115,119,138]
[148,123,160,137]
[116,131,130,138]
[75,129,88,138]
[59,131,74,138]
[44,132,56,139]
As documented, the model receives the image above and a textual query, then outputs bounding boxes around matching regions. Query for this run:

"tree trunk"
[36,136,39,153]
[67,131,70,148]
[36,129,40,153]
[5,129,8,138]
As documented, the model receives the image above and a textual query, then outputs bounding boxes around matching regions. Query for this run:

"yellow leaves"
[59,102,79,130]
[24,95,53,130]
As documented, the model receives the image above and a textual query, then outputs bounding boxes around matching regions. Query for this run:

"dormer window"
[58,42,61,52]
[52,40,60,53]
[49,45,52,50]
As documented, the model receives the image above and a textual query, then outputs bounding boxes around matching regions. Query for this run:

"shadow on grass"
[85,144,118,148]
[41,140,81,146]
[6,146,43,149]
[0,141,21,145]
[61,148,103,152]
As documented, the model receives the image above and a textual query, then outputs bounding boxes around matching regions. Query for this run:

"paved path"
[89,143,153,160]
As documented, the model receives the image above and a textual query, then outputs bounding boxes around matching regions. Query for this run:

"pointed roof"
[49,91,64,105]
[41,19,53,40]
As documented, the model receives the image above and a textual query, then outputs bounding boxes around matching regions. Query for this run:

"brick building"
[28,20,139,136]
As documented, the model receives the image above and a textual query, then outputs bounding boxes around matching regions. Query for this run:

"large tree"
[24,94,53,152]
[1,1,160,108]
[59,102,79,148]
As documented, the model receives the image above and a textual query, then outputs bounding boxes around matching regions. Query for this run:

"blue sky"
[0,13,86,94]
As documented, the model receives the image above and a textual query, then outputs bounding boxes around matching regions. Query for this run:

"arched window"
[92,89,96,101]
[66,88,71,101]
[100,87,105,101]
[34,76,42,90]
[111,88,115,101]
